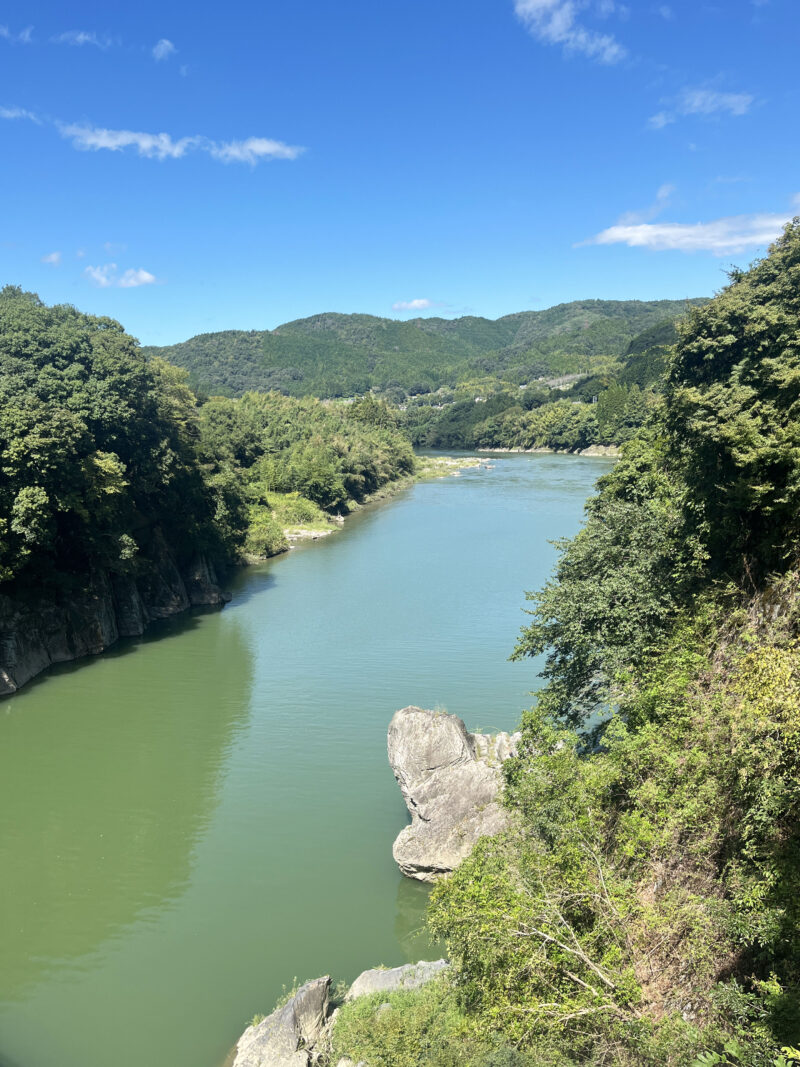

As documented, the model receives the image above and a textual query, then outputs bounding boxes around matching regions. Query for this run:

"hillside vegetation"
[403,318,674,452]
[330,224,800,1066]
[143,299,706,400]
[0,289,415,594]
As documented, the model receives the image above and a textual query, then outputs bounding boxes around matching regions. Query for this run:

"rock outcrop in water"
[230,961,447,1066]
[232,977,331,1067]
[388,706,520,881]
[0,530,229,697]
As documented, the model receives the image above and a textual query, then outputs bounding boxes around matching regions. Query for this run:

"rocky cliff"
[0,529,229,696]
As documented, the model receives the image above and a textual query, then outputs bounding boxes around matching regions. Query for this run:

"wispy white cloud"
[0,25,34,44]
[513,0,627,64]
[657,4,673,18]
[41,251,62,266]
[152,38,176,61]
[209,137,305,163]
[118,268,157,288]
[392,298,437,312]
[84,263,158,288]
[618,183,675,225]
[0,105,40,122]
[649,86,755,128]
[583,211,792,255]
[678,87,754,116]
[85,264,117,287]
[61,123,201,159]
[52,30,111,48]
[59,122,304,164]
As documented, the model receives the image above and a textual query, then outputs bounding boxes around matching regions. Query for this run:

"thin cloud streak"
[392,298,437,311]
[513,0,627,64]
[61,123,200,159]
[0,105,40,122]
[209,137,304,163]
[649,86,755,128]
[583,212,792,255]
[59,122,304,164]
[51,30,111,48]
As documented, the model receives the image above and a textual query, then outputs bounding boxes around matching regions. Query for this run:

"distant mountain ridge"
[143,298,709,399]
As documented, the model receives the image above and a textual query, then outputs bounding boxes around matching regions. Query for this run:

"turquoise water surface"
[0,453,611,1067]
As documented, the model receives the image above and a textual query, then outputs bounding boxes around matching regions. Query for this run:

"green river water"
[0,452,612,1067]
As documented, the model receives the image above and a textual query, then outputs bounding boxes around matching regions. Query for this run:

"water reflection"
[0,609,254,1002]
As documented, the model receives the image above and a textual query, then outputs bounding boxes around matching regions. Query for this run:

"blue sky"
[1,0,797,344]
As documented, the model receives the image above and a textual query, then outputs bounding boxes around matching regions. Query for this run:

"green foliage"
[0,286,235,586]
[331,980,572,1067]
[665,220,800,581]
[144,300,706,401]
[427,227,800,1067]
[195,389,414,555]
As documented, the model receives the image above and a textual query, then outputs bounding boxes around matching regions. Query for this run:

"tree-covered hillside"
[143,299,707,400]
[0,289,417,594]
[403,317,679,452]
[329,224,800,1067]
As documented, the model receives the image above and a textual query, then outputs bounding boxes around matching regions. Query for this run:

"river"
[0,452,612,1067]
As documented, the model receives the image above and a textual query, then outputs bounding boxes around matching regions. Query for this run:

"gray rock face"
[0,533,229,697]
[232,977,330,1067]
[346,959,449,1000]
[388,706,520,881]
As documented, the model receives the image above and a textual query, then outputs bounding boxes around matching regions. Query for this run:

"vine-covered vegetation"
[331,224,800,1066]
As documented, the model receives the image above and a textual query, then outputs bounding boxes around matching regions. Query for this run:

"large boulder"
[346,959,448,1000]
[232,977,330,1067]
[388,706,519,881]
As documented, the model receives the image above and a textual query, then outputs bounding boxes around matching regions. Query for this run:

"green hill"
[143,299,708,399]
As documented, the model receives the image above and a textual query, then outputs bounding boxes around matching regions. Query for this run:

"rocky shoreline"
[0,529,229,697]
[227,707,515,1066]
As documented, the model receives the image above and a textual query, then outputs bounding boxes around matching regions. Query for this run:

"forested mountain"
[403,316,682,452]
[329,223,800,1066]
[143,299,707,399]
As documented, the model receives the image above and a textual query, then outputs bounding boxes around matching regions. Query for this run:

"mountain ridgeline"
[143,299,707,400]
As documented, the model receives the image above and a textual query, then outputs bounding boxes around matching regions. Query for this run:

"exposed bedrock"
[232,977,331,1067]
[230,961,447,1066]
[0,531,229,697]
[388,705,520,881]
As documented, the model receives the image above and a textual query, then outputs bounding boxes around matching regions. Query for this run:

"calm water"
[0,453,611,1067]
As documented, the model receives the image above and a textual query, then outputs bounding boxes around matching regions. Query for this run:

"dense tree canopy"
[144,299,706,400]
[0,286,229,585]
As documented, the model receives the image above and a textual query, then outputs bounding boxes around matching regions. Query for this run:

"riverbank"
[477,443,620,458]
[245,454,490,561]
